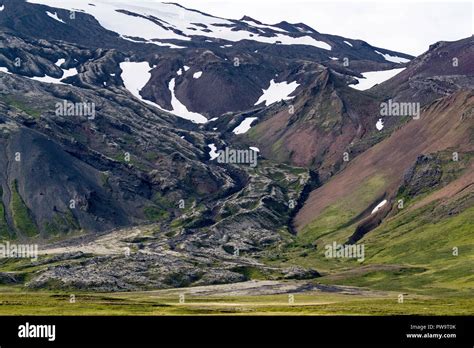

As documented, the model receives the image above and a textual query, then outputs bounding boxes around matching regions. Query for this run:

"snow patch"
[375,50,410,64]
[28,1,332,49]
[120,61,204,125]
[375,119,384,131]
[149,41,185,49]
[0,5,5,11]
[120,61,206,124]
[30,59,78,85]
[255,79,300,106]
[0,67,11,74]
[193,71,202,79]
[296,26,313,34]
[241,19,288,34]
[46,11,65,23]
[31,1,191,42]
[349,68,405,91]
[119,61,158,107]
[233,117,258,135]
[55,58,66,67]
[371,199,387,214]
[168,77,208,124]
[208,143,219,160]
[343,40,353,47]
[268,34,331,49]
[60,66,78,79]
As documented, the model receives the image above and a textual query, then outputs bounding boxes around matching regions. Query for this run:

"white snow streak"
[371,199,387,214]
[0,67,11,74]
[208,143,219,160]
[30,59,78,84]
[375,50,410,64]
[168,77,208,124]
[233,117,258,135]
[349,68,405,91]
[46,11,65,23]
[255,79,299,106]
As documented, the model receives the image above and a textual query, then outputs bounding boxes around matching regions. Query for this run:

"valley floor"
[0,280,472,316]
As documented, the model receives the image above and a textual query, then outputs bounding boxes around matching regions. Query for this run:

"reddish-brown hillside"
[295,90,474,230]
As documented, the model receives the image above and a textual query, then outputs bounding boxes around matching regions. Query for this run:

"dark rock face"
[402,155,442,197]
[0,67,238,238]
[0,272,22,284]
[372,37,474,107]
[282,266,320,280]
[347,201,391,244]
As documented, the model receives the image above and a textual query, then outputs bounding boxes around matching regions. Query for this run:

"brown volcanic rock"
[241,68,382,179]
[294,90,474,231]
[236,40,473,180]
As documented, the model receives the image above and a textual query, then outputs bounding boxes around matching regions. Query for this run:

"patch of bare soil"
[138,279,388,297]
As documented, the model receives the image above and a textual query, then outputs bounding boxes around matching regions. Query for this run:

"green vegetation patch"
[44,209,80,236]
[298,175,387,245]
[10,180,38,237]
[2,95,42,119]
[144,206,170,222]
[0,291,472,315]
[0,187,10,239]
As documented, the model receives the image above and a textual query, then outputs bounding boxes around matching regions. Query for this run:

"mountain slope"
[371,36,474,105]
[295,89,473,235]
[0,0,413,121]
[0,0,471,296]
[238,37,473,179]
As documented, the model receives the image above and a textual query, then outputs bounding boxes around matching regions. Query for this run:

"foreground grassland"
[264,195,474,298]
[0,287,472,316]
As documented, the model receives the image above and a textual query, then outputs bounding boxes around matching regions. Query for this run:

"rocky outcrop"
[401,155,443,197]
